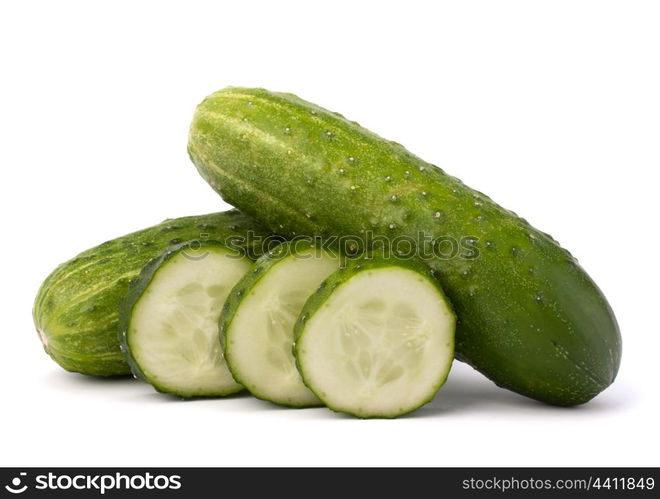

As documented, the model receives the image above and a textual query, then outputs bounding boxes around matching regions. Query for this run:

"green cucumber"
[33,210,271,376]
[294,255,455,418]
[120,241,251,397]
[188,87,621,406]
[221,240,341,407]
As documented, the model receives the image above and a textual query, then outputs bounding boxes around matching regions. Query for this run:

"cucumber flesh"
[223,242,340,407]
[295,259,455,418]
[121,242,251,397]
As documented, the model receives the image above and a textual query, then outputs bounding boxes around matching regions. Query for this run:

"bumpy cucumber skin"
[188,87,622,406]
[119,241,248,397]
[293,255,456,418]
[220,240,335,408]
[33,211,271,376]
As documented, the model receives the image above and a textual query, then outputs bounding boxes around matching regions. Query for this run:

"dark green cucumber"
[188,87,621,406]
[33,210,272,376]
[294,254,455,418]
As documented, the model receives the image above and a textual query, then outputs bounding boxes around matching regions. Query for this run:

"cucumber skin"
[188,87,622,406]
[119,241,248,397]
[293,255,456,418]
[220,240,333,408]
[33,211,271,377]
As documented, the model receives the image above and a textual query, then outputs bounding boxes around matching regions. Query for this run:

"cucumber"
[33,210,272,376]
[188,87,622,406]
[221,240,341,407]
[120,241,251,397]
[294,255,455,418]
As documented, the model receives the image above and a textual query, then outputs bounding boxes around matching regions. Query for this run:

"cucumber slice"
[120,241,252,397]
[222,241,341,407]
[294,256,455,418]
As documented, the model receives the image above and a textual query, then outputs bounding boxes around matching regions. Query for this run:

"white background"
[1,0,658,467]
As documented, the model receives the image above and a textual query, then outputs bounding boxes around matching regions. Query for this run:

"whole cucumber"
[188,87,621,406]
[33,210,271,376]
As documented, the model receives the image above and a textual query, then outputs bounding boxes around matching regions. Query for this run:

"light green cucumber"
[119,241,251,397]
[294,255,455,418]
[188,87,621,406]
[221,240,341,407]
[33,210,272,376]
